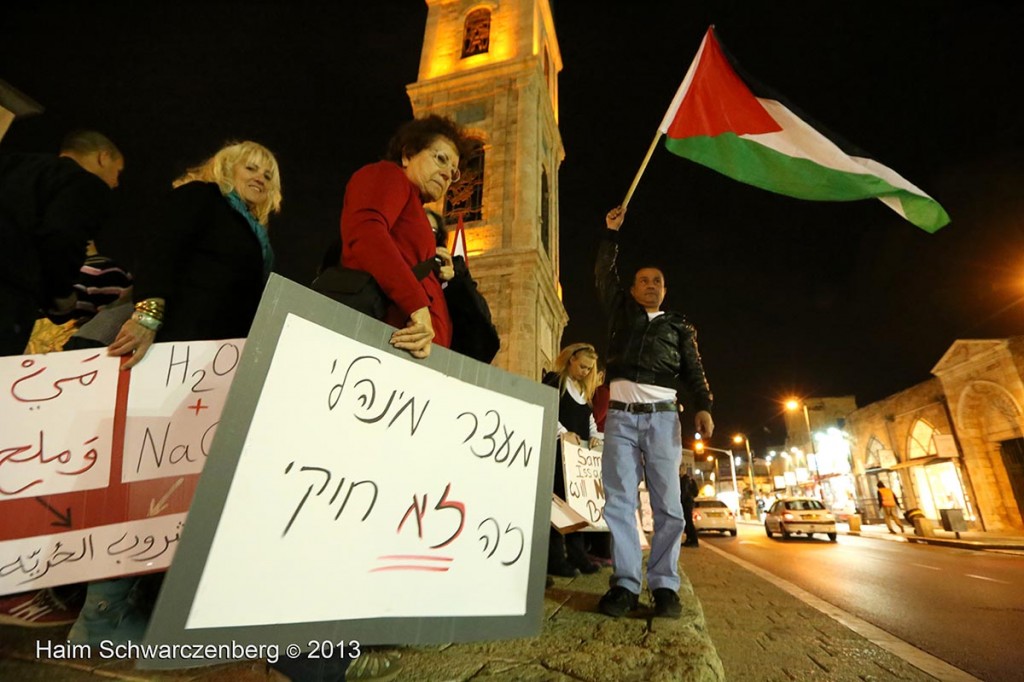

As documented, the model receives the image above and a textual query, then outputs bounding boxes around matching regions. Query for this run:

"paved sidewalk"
[3,520,1010,681]
[840,520,1024,552]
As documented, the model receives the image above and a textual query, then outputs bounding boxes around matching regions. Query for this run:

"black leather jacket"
[595,230,713,413]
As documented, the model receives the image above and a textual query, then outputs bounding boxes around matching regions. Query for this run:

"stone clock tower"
[407,0,568,379]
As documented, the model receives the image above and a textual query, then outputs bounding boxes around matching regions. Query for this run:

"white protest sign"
[561,439,608,531]
[185,314,544,629]
[123,340,245,483]
[0,349,119,500]
[0,514,185,591]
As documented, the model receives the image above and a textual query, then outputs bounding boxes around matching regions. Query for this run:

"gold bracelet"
[134,299,165,320]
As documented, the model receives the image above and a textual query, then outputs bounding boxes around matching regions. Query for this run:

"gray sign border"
[139,275,557,669]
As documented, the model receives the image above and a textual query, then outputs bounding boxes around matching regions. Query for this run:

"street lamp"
[733,434,757,507]
[698,443,739,500]
[785,399,822,495]
[705,454,719,492]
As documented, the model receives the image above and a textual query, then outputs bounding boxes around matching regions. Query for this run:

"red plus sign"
[187,399,209,416]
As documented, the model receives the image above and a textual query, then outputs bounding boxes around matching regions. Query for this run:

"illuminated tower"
[408,0,568,378]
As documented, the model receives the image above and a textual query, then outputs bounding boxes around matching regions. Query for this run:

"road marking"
[965,573,1011,585]
[911,563,941,571]
[702,542,981,682]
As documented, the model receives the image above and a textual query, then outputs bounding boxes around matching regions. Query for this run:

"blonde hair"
[553,343,599,402]
[173,140,282,224]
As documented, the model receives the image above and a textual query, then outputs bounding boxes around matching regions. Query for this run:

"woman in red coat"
[340,115,468,359]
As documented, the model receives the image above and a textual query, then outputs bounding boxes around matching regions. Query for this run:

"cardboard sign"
[551,494,589,534]
[561,439,608,531]
[141,275,558,667]
[0,341,243,595]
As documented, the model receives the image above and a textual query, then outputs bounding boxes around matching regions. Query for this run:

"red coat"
[340,161,451,348]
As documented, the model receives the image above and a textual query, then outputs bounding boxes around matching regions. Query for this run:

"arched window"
[462,9,491,58]
[864,437,884,469]
[907,419,939,459]
[446,139,484,224]
[540,169,550,254]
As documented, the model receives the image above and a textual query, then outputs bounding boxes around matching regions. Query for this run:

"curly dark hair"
[384,115,469,166]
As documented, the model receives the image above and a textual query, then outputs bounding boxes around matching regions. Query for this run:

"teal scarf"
[226,190,274,280]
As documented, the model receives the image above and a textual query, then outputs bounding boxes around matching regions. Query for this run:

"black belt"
[608,400,677,414]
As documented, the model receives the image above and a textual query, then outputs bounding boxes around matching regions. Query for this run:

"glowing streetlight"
[785,398,822,494]
[732,434,757,508]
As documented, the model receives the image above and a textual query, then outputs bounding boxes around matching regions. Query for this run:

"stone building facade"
[407,0,568,379]
[845,339,1024,532]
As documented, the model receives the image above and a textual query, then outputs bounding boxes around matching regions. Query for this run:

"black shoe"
[652,588,682,619]
[598,586,639,618]
[545,576,554,588]
[682,539,699,547]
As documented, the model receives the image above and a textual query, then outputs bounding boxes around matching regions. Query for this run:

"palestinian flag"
[659,27,950,232]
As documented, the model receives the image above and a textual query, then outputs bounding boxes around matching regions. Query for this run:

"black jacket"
[133,182,266,342]
[595,230,713,413]
[0,154,111,305]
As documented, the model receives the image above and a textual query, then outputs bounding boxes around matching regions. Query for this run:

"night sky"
[2,1,1022,453]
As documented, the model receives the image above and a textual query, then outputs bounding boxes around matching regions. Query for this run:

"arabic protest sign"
[561,439,608,531]
[0,340,243,595]
[0,348,119,500]
[142,275,558,667]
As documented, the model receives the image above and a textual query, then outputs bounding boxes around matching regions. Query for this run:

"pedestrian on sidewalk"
[544,342,603,577]
[681,471,699,547]
[877,481,904,534]
[594,205,715,620]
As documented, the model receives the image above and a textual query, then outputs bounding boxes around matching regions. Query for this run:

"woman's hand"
[390,306,434,358]
[563,432,582,445]
[589,436,603,449]
[435,247,455,282]
[108,318,157,370]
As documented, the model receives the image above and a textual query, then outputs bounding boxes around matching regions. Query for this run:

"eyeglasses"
[429,150,461,183]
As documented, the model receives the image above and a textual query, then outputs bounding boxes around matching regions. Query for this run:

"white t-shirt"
[609,310,678,404]
[556,379,601,441]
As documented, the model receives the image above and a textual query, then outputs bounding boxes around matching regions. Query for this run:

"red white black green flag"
[658,27,949,232]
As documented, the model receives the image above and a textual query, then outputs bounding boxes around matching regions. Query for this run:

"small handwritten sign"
[124,340,245,483]
[561,439,608,531]
[0,349,119,500]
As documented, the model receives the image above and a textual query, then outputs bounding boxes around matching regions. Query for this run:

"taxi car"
[764,497,837,542]
[692,497,737,536]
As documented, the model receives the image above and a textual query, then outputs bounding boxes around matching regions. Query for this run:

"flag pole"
[622,131,663,209]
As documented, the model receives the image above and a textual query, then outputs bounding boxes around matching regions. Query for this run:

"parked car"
[764,497,837,542]
[692,497,737,536]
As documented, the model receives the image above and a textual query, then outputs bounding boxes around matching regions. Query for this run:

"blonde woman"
[110,141,281,368]
[544,342,603,576]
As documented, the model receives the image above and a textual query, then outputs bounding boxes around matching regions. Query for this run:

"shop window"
[461,9,491,58]
[907,419,939,459]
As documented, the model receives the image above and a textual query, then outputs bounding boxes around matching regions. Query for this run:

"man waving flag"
[627,26,949,233]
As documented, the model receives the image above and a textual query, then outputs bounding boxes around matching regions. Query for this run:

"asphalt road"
[699,524,1024,681]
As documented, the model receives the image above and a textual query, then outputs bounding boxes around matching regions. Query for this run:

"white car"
[764,497,837,542]
[692,497,737,536]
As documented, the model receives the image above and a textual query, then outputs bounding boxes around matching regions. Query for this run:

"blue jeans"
[601,409,684,594]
